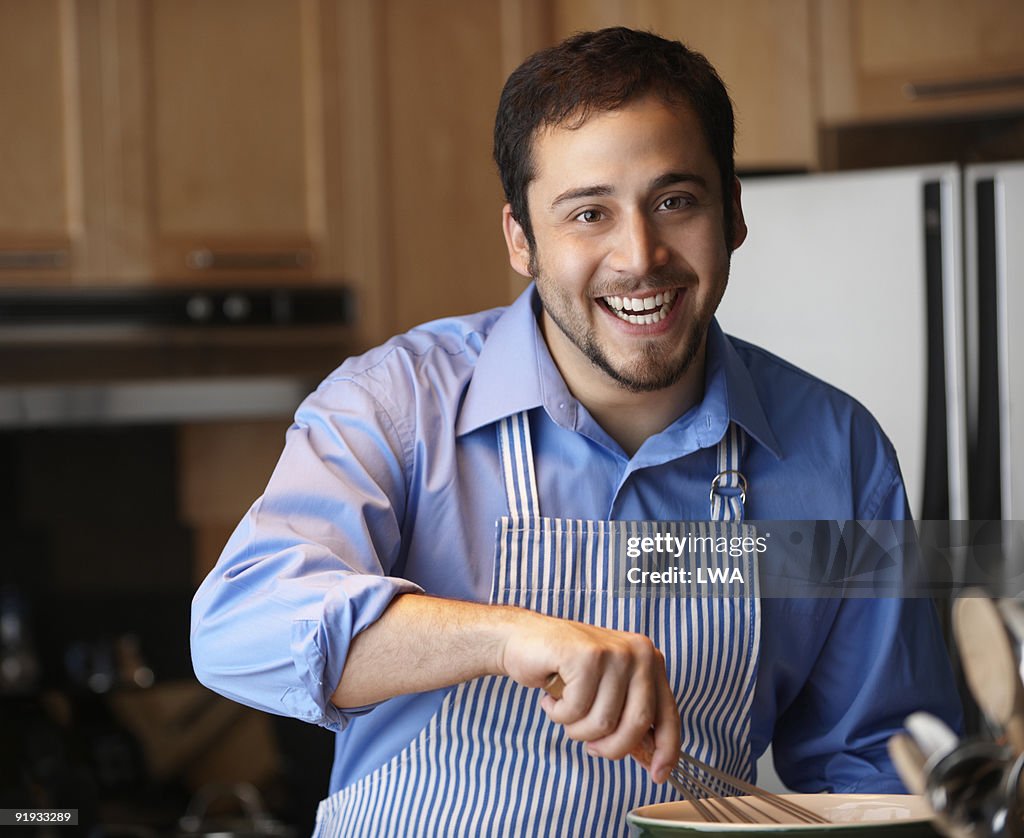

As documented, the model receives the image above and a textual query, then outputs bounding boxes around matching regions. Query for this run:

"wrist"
[484,603,539,678]
[485,604,559,683]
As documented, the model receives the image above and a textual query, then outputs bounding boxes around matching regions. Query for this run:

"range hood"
[0,286,356,428]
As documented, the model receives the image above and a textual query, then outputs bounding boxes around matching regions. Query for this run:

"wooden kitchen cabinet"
[104,0,342,285]
[371,0,521,332]
[112,0,539,335]
[0,0,345,289]
[0,0,106,284]
[818,0,1024,124]
[328,0,549,340]
[551,0,819,171]
[113,0,549,345]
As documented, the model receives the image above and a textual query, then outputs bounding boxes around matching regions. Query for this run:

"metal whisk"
[664,747,829,824]
[544,674,829,825]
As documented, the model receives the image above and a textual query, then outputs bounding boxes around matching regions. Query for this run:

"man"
[191,27,960,835]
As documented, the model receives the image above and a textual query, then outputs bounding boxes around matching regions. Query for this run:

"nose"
[609,212,670,276]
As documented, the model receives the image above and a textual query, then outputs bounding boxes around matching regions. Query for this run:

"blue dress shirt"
[191,283,961,796]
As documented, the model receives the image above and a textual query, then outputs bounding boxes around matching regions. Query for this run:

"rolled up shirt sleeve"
[190,374,423,731]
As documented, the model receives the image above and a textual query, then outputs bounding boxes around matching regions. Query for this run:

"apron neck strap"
[498,412,541,520]
[711,423,748,521]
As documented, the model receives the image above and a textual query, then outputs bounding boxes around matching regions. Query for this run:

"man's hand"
[496,610,681,784]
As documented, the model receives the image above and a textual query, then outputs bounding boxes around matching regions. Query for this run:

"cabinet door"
[339,0,522,340]
[551,0,818,171]
[0,0,105,284]
[818,0,1024,123]
[109,0,337,284]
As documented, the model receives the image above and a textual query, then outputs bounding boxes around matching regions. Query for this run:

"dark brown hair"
[493,27,736,249]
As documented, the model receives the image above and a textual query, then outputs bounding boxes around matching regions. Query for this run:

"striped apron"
[314,413,760,836]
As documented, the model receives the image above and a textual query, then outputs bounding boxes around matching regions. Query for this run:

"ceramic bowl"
[627,794,939,836]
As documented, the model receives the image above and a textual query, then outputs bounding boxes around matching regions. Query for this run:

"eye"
[574,209,604,223]
[658,195,692,211]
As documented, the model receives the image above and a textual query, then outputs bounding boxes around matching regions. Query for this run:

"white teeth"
[626,312,660,325]
[602,289,678,324]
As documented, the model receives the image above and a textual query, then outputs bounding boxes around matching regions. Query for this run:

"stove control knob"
[186,294,214,322]
[223,294,251,322]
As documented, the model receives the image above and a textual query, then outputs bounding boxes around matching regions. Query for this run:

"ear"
[729,177,747,252]
[502,204,534,278]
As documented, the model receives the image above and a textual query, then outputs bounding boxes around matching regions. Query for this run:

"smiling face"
[503,95,746,400]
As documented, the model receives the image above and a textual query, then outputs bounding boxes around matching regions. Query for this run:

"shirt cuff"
[289,573,424,731]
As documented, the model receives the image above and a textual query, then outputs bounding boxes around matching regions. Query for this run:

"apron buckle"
[710,469,748,505]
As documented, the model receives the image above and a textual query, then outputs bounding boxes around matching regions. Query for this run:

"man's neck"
[579,359,705,456]
[541,329,708,456]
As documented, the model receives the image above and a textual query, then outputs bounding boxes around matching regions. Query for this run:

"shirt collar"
[703,319,783,460]
[456,283,783,460]
[456,284,557,436]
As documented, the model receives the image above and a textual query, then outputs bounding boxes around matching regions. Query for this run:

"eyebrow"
[549,184,613,210]
[548,172,709,210]
[652,172,708,191]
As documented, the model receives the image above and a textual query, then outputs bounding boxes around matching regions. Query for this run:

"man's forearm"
[331,592,528,707]
[329,591,682,784]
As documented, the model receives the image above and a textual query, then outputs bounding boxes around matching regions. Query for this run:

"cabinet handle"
[0,249,69,270]
[186,249,312,270]
[903,72,1024,100]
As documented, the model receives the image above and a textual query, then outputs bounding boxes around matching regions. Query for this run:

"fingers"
[556,649,649,751]
[648,672,683,783]
[542,633,681,783]
[575,648,680,768]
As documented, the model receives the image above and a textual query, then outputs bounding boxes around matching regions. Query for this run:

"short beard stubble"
[529,250,728,395]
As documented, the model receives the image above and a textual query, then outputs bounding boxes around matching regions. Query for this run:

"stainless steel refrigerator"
[718,161,1024,523]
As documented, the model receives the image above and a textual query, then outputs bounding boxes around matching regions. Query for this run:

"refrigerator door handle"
[922,181,952,520]
[968,176,1004,520]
